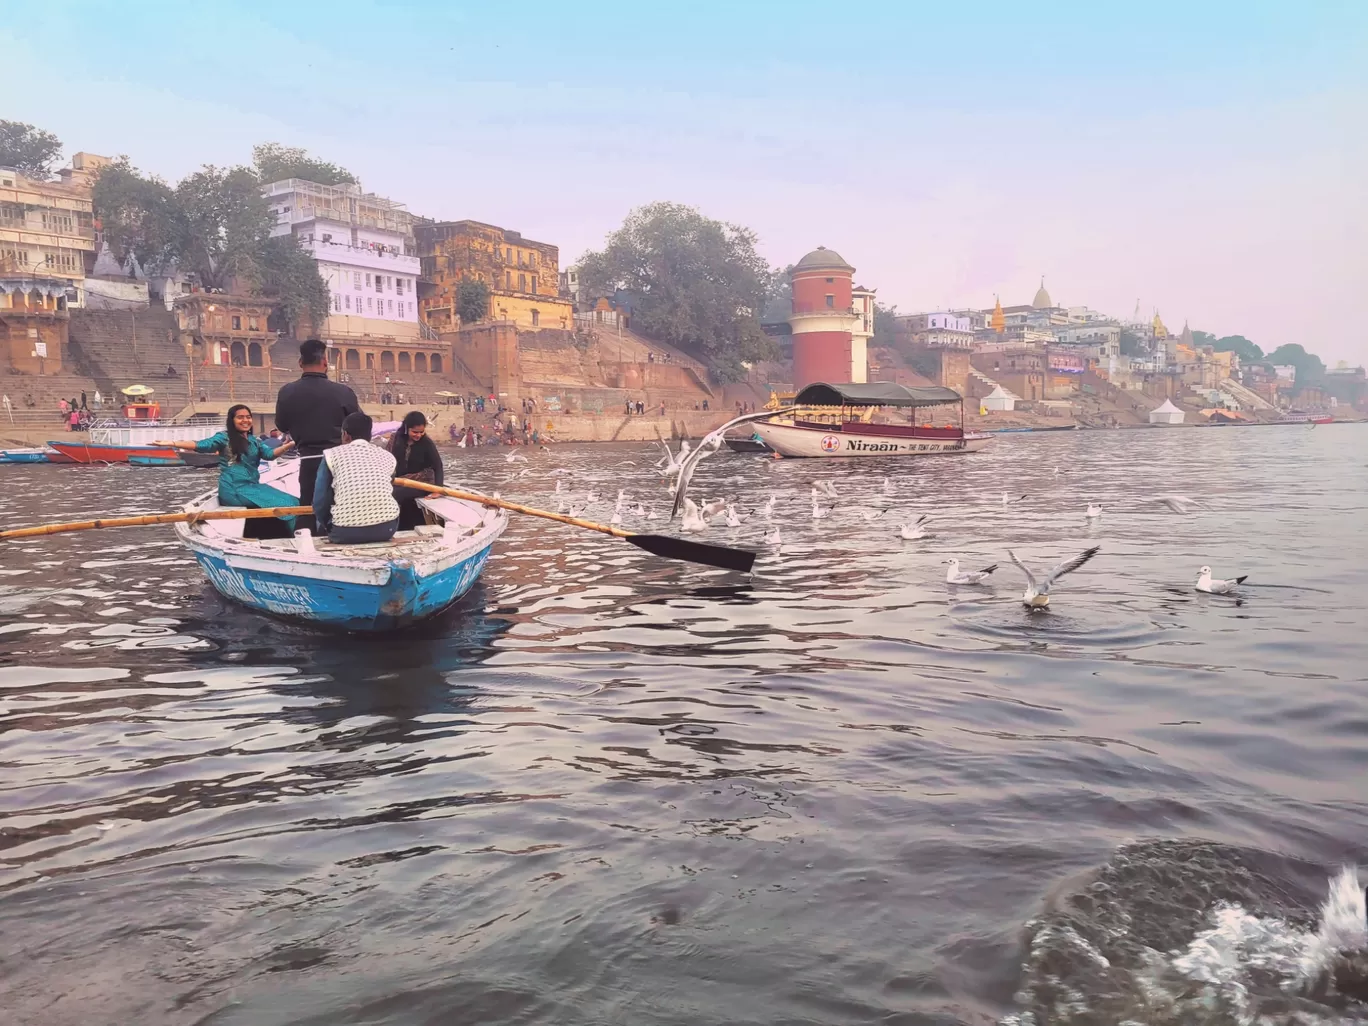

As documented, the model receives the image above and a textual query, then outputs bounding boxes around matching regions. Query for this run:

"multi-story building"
[263,178,421,342]
[895,311,975,349]
[415,220,574,332]
[0,153,107,305]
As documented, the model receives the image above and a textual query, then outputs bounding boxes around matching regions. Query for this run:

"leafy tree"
[873,302,902,347]
[0,120,62,178]
[174,164,275,290]
[252,142,356,186]
[93,159,327,335]
[457,278,491,324]
[1212,334,1263,363]
[1265,343,1326,384]
[577,201,777,381]
[1191,330,1218,348]
[92,158,183,272]
[255,234,329,333]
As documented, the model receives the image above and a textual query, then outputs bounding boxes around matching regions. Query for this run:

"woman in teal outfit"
[158,405,298,526]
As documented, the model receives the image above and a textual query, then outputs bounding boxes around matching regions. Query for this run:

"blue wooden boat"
[174,458,507,631]
[129,455,187,467]
[1,448,54,463]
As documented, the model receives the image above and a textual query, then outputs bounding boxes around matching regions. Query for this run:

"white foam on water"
[1167,866,1365,1020]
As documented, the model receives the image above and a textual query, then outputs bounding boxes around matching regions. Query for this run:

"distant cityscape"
[2,137,1364,433]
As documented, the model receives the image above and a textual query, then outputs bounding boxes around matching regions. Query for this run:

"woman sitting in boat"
[157,405,296,524]
[389,411,444,530]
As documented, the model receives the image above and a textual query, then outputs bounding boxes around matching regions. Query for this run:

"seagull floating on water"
[1003,492,1026,506]
[724,504,743,528]
[811,500,833,520]
[857,507,888,521]
[944,558,998,585]
[1085,502,1103,519]
[701,498,728,519]
[760,495,777,518]
[1195,565,1247,594]
[763,526,781,546]
[1006,546,1100,608]
[812,480,839,499]
[680,498,708,534]
[632,502,647,517]
[899,515,930,540]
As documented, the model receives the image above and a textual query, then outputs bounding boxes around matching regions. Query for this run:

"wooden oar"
[394,478,757,573]
[0,506,311,541]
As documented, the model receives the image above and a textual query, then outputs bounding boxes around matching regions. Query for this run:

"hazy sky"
[8,1,1366,362]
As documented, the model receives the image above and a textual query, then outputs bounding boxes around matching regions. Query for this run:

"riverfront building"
[787,247,869,390]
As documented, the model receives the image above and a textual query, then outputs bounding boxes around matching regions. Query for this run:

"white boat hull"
[752,421,992,458]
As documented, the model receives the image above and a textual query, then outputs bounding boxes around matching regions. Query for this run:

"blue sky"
[9,1,1367,361]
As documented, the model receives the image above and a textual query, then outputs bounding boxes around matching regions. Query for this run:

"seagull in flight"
[505,451,528,463]
[1146,494,1202,514]
[944,558,998,585]
[1196,565,1247,594]
[670,406,795,517]
[812,480,839,499]
[1006,546,1100,608]
[701,498,728,519]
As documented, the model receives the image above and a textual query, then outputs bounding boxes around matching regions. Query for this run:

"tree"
[1265,343,1326,384]
[92,158,182,272]
[174,164,275,290]
[93,159,327,336]
[577,202,777,381]
[255,234,329,334]
[1192,330,1218,348]
[1212,334,1263,363]
[457,278,491,324]
[0,120,62,178]
[873,302,902,348]
[252,142,356,186]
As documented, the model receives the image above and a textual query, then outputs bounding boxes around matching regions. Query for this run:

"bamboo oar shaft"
[394,478,626,537]
[0,506,311,541]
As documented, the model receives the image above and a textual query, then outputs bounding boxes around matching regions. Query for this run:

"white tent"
[1149,398,1185,425]
[980,385,1015,412]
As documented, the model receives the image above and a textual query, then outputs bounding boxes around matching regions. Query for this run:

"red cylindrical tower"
[788,247,860,389]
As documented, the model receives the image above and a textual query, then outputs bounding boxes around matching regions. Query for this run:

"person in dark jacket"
[390,411,445,530]
[274,339,358,527]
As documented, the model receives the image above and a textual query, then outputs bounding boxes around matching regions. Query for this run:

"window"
[395,278,404,296]
[414,352,427,372]
[375,275,383,293]
[345,349,360,369]
[505,247,512,261]
[333,294,341,312]
[531,275,537,294]
[353,272,361,289]
[366,297,372,311]
[431,353,443,373]
[825,295,834,308]
[531,309,539,327]
[248,317,259,331]
[380,351,395,371]
[387,299,393,314]
[345,295,351,310]
[825,277,834,283]
[231,315,242,330]
[505,270,512,289]
[398,352,411,372]
[518,273,526,292]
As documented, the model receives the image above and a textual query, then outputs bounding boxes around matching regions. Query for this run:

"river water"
[2,426,1366,1025]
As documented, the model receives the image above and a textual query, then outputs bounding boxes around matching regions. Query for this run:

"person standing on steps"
[274,338,358,530]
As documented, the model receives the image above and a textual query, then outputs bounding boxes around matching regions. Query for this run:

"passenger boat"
[751,382,992,458]
[47,417,220,464]
[175,458,507,631]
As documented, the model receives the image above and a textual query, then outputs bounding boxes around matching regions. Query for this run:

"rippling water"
[2,427,1366,1025]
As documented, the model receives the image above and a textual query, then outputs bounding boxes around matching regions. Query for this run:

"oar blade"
[626,533,756,573]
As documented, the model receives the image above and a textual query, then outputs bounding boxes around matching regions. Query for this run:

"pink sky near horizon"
[5,4,1365,364]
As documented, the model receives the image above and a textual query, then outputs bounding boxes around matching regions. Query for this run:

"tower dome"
[793,246,855,273]
[1032,276,1053,309]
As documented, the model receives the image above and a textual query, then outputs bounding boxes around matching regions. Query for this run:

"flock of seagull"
[493,425,1250,609]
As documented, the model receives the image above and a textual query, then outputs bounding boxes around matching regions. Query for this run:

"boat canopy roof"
[794,381,963,408]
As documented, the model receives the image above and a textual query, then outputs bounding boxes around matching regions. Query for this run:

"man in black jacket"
[274,339,359,523]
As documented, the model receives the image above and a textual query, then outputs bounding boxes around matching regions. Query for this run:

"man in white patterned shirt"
[312,412,402,543]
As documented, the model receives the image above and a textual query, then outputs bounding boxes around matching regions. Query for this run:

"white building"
[851,285,876,382]
[897,311,975,349]
[263,178,421,341]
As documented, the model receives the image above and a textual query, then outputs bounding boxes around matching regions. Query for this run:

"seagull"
[680,497,707,534]
[1196,565,1247,594]
[1003,492,1026,506]
[670,407,794,517]
[1085,502,1103,519]
[701,498,728,519]
[616,489,632,505]
[763,526,782,546]
[899,515,930,540]
[632,502,647,517]
[724,504,743,528]
[760,495,777,518]
[944,558,999,585]
[811,500,833,520]
[568,504,587,518]
[882,477,896,496]
[586,490,600,502]
[1006,546,1101,608]
[610,503,624,525]
[1146,494,1201,514]
[812,480,839,499]
[857,507,888,521]
[556,498,569,514]
[505,451,528,463]
[555,478,565,493]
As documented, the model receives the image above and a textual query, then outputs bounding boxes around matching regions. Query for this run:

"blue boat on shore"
[174,458,507,631]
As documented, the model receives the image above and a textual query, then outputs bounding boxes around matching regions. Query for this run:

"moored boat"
[48,440,184,464]
[1,448,55,464]
[752,382,992,458]
[175,458,507,631]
